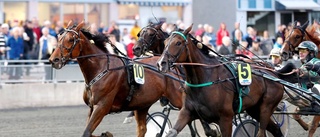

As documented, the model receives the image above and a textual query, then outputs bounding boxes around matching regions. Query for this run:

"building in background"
[0,0,191,29]
[2,0,320,38]
[192,0,320,38]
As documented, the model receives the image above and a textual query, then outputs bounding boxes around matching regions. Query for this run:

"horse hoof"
[165,129,178,137]
[206,129,221,137]
[101,131,113,137]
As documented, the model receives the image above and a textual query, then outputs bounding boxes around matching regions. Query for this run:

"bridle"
[164,31,188,66]
[284,26,306,56]
[137,26,164,52]
[58,28,82,65]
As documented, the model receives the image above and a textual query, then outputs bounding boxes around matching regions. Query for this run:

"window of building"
[38,2,60,26]
[248,0,256,9]
[3,2,27,26]
[118,4,139,20]
[311,11,320,22]
[87,3,109,26]
[38,2,109,27]
[62,3,85,25]
[264,0,272,9]
[281,13,292,26]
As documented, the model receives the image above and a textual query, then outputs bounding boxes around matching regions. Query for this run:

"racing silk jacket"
[300,58,320,88]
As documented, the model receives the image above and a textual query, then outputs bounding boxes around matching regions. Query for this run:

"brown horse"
[281,20,320,61]
[280,20,320,137]
[133,23,219,136]
[48,20,185,137]
[133,23,168,57]
[157,24,284,137]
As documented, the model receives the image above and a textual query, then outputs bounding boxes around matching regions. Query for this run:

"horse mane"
[80,29,109,53]
[149,22,168,38]
[305,23,320,45]
[189,35,212,56]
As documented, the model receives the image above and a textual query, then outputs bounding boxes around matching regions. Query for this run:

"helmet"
[296,41,318,55]
[269,48,281,57]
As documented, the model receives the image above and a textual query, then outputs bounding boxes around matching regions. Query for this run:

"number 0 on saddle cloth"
[133,64,145,84]
[237,63,252,86]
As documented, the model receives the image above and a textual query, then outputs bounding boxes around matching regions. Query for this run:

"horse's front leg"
[200,119,221,137]
[308,116,320,137]
[82,100,113,137]
[217,116,233,137]
[266,117,283,137]
[86,106,93,126]
[134,107,150,137]
[166,107,192,137]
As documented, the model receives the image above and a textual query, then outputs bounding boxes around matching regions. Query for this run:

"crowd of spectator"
[0,17,311,81]
[189,21,314,62]
[0,18,144,80]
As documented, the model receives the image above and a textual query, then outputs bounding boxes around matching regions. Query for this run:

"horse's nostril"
[134,47,141,52]
[161,61,167,67]
[53,58,60,62]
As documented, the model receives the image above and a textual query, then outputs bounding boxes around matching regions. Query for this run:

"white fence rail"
[0,60,84,84]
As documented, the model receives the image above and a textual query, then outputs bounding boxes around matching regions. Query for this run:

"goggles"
[271,55,280,59]
[298,49,309,53]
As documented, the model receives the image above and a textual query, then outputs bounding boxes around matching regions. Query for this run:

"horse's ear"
[173,24,178,31]
[67,20,73,28]
[75,20,85,31]
[293,21,297,27]
[86,25,91,31]
[155,22,163,30]
[301,20,309,30]
[183,24,193,35]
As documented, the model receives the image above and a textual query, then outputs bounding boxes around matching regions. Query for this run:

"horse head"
[49,20,86,69]
[157,24,193,73]
[281,21,309,61]
[133,22,165,57]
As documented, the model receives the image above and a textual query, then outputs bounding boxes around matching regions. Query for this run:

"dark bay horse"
[280,20,320,137]
[48,20,184,137]
[281,20,320,60]
[133,23,168,57]
[157,24,284,137]
[133,23,219,136]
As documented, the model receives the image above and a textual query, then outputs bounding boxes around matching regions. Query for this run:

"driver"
[292,41,320,113]
[295,41,320,88]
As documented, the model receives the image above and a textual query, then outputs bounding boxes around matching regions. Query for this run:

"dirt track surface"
[0,103,319,137]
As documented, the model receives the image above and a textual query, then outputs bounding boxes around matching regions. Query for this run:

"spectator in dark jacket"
[218,36,232,55]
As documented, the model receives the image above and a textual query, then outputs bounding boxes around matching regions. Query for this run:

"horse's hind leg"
[134,107,150,137]
[82,103,112,137]
[308,116,320,137]
[258,107,282,137]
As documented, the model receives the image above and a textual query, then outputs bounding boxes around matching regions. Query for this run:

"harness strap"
[85,69,109,88]
[221,57,243,113]
[185,81,213,87]
[172,31,187,40]
[125,60,136,102]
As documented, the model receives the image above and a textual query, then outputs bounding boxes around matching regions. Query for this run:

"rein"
[173,62,230,68]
